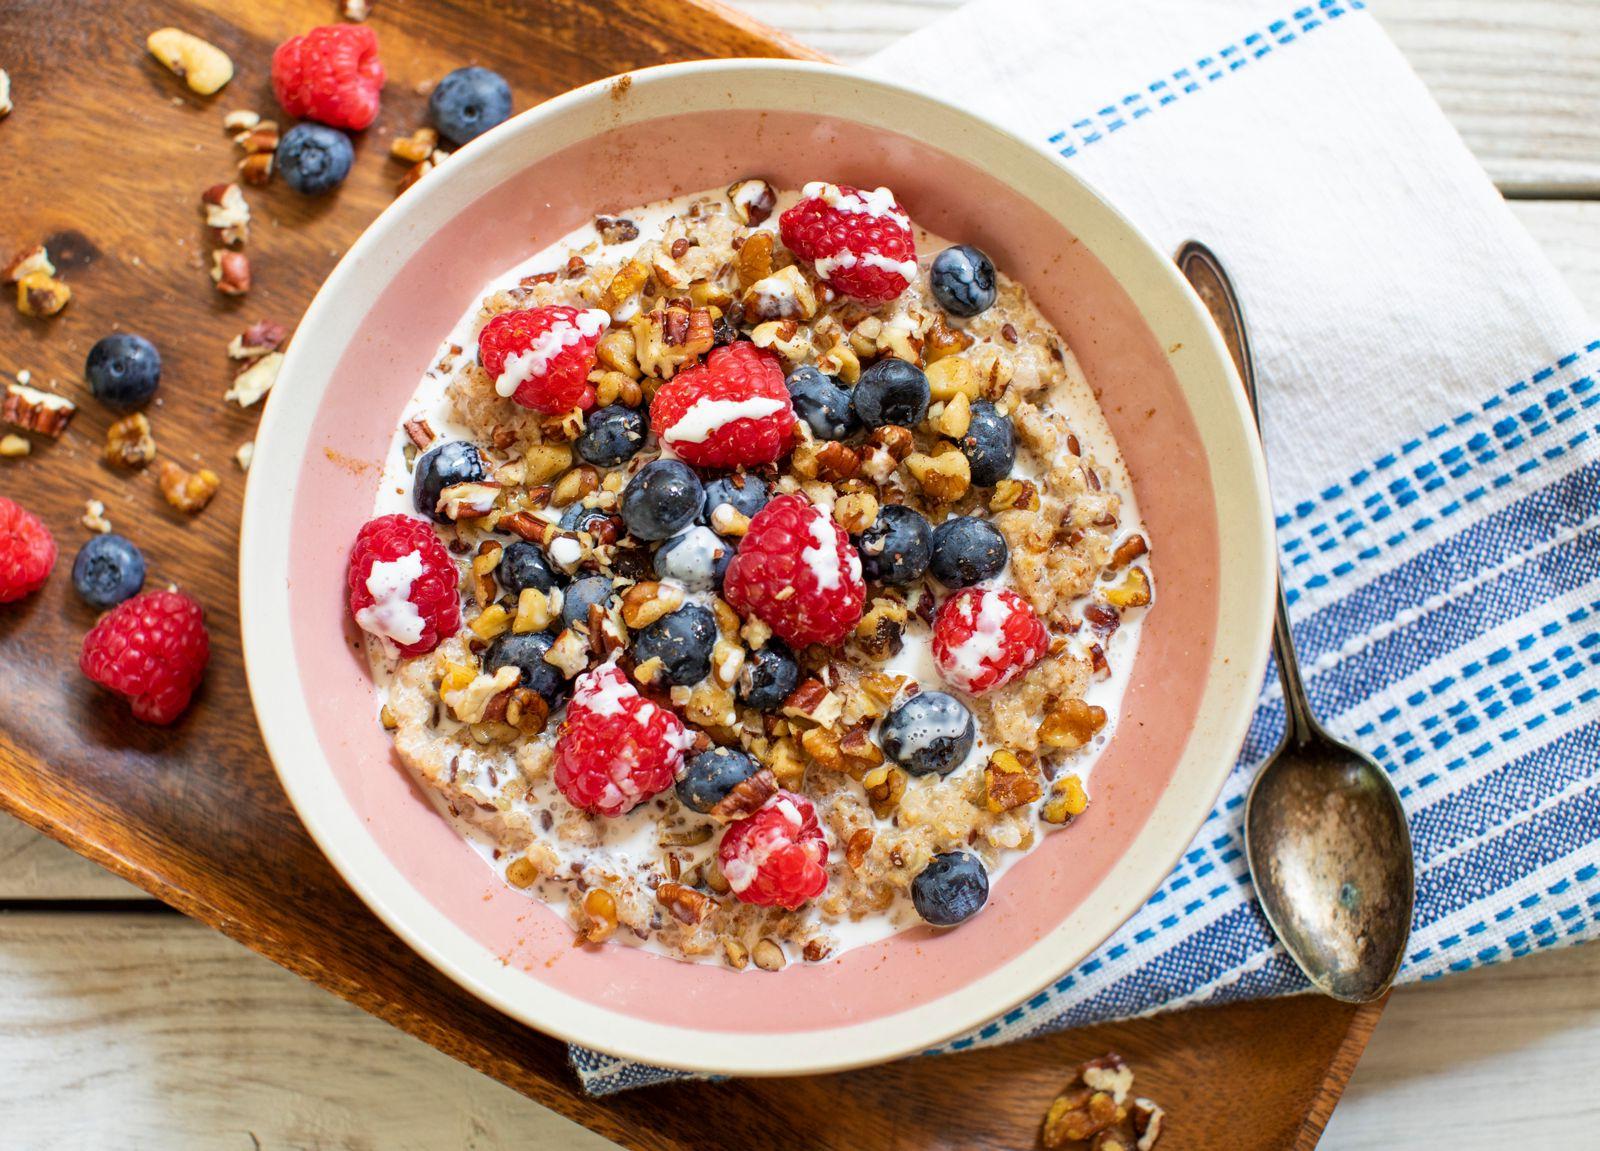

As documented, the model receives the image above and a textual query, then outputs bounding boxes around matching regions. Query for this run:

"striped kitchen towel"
[574,0,1599,1093]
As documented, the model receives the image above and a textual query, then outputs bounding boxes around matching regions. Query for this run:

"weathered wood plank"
[0,817,145,900]
[736,0,1600,193]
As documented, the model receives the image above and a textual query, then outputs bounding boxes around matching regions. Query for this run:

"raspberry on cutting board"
[0,496,57,603]
[271,24,386,131]
[722,493,866,648]
[477,304,609,414]
[779,181,919,305]
[717,791,830,910]
[347,514,462,657]
[932,586,1050,695]
[79,590,210,725]
[554,663,694,817]
[649,341,795,469]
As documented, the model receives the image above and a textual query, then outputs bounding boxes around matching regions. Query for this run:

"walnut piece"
[105,412,157,468]
[16,273,71,318]
[156,458,221,514]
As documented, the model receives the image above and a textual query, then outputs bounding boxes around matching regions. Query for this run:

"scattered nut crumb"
[3,245,53,283]
[390,126,438,164]
[1041,1054,1163,1150]
[228,319,288,360]
[210,249,251,295]
[156,458,221,514]
[0,69,11,119]
[222,109,260,132]
[0,433,30,458]
[225,351,283,407]
[234,441,254,471]
[3,381,76,438]
[202,183,250,245]
[147,27,233,95]
[16,272,71,318]
[81,499,112,534]
[342,0,372,20]
[106,412,157,468]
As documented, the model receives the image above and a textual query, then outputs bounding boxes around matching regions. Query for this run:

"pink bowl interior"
[289,110,1218,1033]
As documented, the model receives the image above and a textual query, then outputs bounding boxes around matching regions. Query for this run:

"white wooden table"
[3,1,1597,1145]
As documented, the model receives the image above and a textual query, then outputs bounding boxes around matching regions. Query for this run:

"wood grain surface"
[1,2,1374,1148]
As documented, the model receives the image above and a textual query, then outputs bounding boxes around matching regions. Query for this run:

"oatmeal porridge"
[346,179,1154,970]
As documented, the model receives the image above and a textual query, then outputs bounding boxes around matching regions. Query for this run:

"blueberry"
[633,603,717,686]
[576,404,646,467]
[676,747,762,814]
[413,440,486,522]
[911,851,990,926]
[959,401,1016,486]
[703,473,768,530]
[621,459,703,541]
[482,630,569,709]
[852,358,929,428]
[497,540,559,596]
[429,66,514,146]
[71,533,145,609]
[85,334,161,408]
[561,575,615,630]
[787,365,857,441]
[879,691,975,776]
[929,516,1008,587]
[277,123,354,196]
[737,641,799,711]
[855,504,932,585]
[930,245,998,318]
[653,525,732,592]
[558,503,622,543]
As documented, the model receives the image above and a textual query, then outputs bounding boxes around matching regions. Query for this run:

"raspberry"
[347,514,461,658]
[555,663,693,816]
[79,590,210,725]
[271,25,385,131]
[649,341,795,469]
[932,587,1049,695]
[0,497,56,603]
[717,791,829,910]
[779,181,918,305]
[723,494,865,648]
[477,305,608,414]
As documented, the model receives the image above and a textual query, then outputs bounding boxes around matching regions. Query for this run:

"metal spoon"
[1178,241,1415,1002]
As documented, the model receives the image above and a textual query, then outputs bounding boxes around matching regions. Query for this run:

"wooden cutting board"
[0,1,1380,1146]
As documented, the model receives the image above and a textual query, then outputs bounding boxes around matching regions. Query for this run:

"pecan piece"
[656,882,716,925]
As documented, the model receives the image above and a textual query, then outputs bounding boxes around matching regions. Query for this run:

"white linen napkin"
[573,0,1600,1093]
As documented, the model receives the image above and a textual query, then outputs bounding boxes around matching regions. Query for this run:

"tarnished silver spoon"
[1178,241,1415,1002]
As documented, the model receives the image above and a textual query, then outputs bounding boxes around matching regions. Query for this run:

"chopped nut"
[1108,534,1149,571]
[237,151,274,186]
[751,937,786,972]
[227,319,287,360]
[1042,1088,1121,1148]
[156,458,220,514]
[832,491,878,535]
[985,749,1042,812]
[1104,567,1152,609]
[742,266,816,322]
[522,442,572,485]
[595,215,640,245]
[935,390,972,439]
[16,273,71,318]
[210,249,251,296]
[1130,1099,1164,1151]
[924,312,973,363]
[845,828,874,870]
[854,597,908,661]
[396,155,438,194]
[1041,773,1090,825]
[1082,1054,1135,1106]
[580,888,618,944]
[469,543,502,607]
[379,704,398,730]
[513,587,561,634]
[656,882,716,925]
[105,412,157,468]
[80,499,112,534]
[711,638,745,688]
[443,664,519,723]
[748,318,811,365]
[599,258,650,316]
[4,382,76,438]
[342,0,372,20]
[781,678,843,728]
[990,477,1040,512]
[543,628,590,678]
[390,126,439,164]
[222,109,259,132]
[711,767,777,822]
[710,503,750,536]
[620,581,685,629]
[202,182,251,245]
[0,434,30,458]
[863,764,907,818]
[926,355,979,402]
[504,687,550,736]
[1040,698,1107,751]
[735,229,774,290]
[815,336,861,384]
[867,424,914,461]
[0,69,11,119]
[234,441,254,471]
[436,481,501,521]
[224,351,283,407]
[551,464,599,508]
[147,27,233,95]
[727,178,776,225]
[3,245,54,283]
[721,937,748,969]
[631,304,715,379]
[504,855,539,888]
[904,449,971,504]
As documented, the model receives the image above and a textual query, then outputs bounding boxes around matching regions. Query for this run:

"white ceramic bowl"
[241,59,1273,1075]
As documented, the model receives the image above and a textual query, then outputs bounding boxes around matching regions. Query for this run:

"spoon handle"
[1176,242,1319,748]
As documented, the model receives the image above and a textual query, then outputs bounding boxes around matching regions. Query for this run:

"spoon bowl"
[1179,241,1415,1003]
